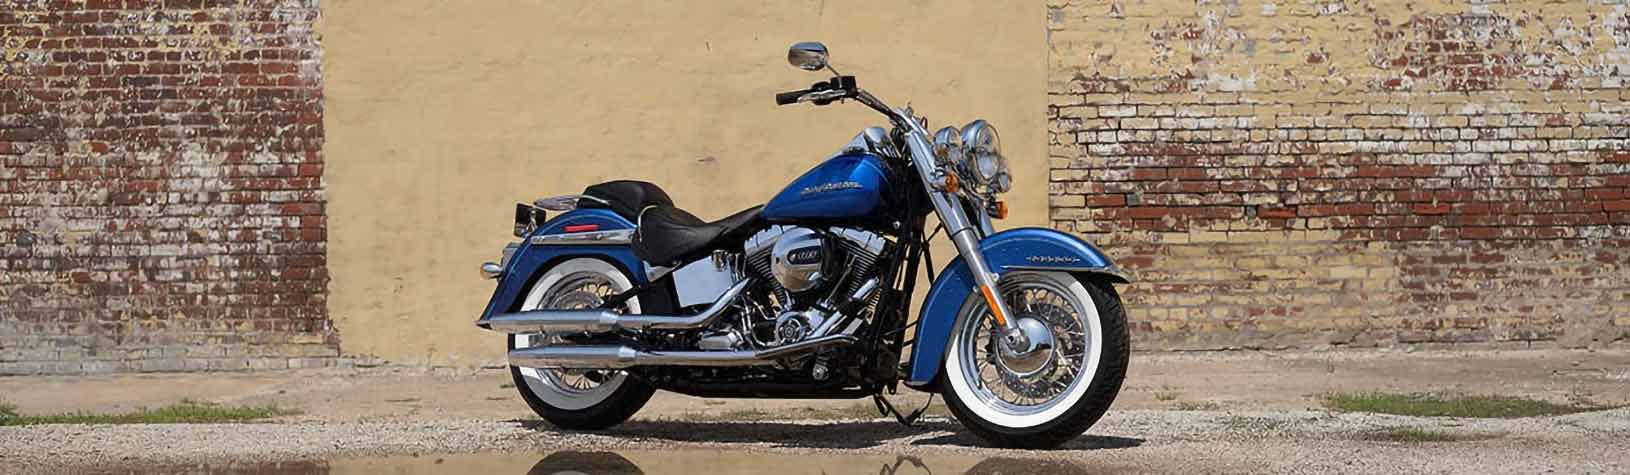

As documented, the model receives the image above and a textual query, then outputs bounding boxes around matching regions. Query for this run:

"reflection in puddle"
[518,451,1096,475]
[102,450,1125,474]
[526,451,643,474]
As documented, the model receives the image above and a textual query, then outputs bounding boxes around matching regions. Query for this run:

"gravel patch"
[4,408,1628,474]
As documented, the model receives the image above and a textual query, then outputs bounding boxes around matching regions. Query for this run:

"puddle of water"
[99,450,1119,474]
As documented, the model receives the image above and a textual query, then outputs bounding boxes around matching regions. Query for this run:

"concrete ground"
[2,348,1628,473]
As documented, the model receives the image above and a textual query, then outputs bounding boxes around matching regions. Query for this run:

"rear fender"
[477,208,646,321]
[903,227,1126,388]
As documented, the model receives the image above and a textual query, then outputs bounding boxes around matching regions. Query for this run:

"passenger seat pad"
[579,180,674,222]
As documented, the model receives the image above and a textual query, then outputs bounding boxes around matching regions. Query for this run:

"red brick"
[1130,168,1168,180]
[1258,206,1297,219]
[1411,203,1452,215]
[1125,207,1173,219]
[1087,194,1126,207]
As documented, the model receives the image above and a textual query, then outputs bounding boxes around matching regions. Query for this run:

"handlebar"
[773,75,904,132]
[775,89,811,106]
[775,76,858,106]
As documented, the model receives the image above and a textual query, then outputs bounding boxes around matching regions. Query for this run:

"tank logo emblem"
[800,181,863,195]
[1026,256,1082,264]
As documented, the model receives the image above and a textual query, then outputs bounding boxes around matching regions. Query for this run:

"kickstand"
[873,392,934,427]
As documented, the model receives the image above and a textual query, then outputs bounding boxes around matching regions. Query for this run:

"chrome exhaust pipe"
[480,279,752,334]
[507,334,857,369]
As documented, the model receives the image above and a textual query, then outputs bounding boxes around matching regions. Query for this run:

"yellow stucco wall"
[321,1,1045,365]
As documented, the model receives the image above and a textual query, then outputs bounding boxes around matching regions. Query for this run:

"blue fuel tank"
[761,152,895,225]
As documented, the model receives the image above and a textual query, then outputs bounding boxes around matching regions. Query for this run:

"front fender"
[904,227,1125,388]
[476,208,646,322]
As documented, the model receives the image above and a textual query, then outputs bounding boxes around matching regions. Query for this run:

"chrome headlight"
[960,120,1009,193]
[931,126,963,166]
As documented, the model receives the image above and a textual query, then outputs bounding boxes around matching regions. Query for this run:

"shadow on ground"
[514,419,1144,451]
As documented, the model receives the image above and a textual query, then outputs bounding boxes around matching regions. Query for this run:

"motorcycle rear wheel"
[940,271,1129,449]
[509,257,654,430]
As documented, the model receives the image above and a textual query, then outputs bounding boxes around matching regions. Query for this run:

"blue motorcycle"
[475,43,1129,448]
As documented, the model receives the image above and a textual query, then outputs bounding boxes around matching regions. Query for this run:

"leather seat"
[578,180,674,222]
[634,205,764,267]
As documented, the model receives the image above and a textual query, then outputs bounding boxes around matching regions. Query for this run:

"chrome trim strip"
[1004,265,1132,283]
[506,335,858,369]
[480,279,753,333]
[529,228,635,246]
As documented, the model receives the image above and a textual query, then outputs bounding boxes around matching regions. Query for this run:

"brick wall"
[0,0,334,374]
[3,0,1626,375]
[1048,1,1630,349]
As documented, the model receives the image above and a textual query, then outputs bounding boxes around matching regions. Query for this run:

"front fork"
[898,123,1038,354]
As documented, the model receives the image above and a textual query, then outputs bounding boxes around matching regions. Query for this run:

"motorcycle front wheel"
[940,271,1129,449]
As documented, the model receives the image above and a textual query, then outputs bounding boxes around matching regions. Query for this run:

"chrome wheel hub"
[997,316,1057,377]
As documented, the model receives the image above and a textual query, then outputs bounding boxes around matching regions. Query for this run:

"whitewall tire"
[508,257,654,430]
[940,272,1130,449]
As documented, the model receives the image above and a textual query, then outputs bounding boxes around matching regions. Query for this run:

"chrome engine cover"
[743,225,886,301]
[769,227,826,292]
[773,308,827,345]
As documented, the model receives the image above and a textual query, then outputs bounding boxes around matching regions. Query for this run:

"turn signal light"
[942,173,959,193]
[992,200,1008,219]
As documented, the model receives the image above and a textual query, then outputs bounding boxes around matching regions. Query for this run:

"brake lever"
[809,76,858,105]
[801,89,850,105]
[779,76,858,106]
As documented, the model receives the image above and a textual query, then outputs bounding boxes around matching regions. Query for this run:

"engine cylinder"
[742,226,887,311]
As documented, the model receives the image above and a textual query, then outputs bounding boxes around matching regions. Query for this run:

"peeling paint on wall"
[1048,0,1630,350]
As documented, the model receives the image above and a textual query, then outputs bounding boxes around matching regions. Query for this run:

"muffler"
[507,334,857,369]
[479,279,752,334]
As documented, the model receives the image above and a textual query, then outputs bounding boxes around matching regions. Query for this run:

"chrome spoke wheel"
[945,271,1104,429]
[512,259,639,411]
[963,276,1088,414]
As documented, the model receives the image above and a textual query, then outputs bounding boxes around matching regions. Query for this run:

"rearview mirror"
[787,42,829,71]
